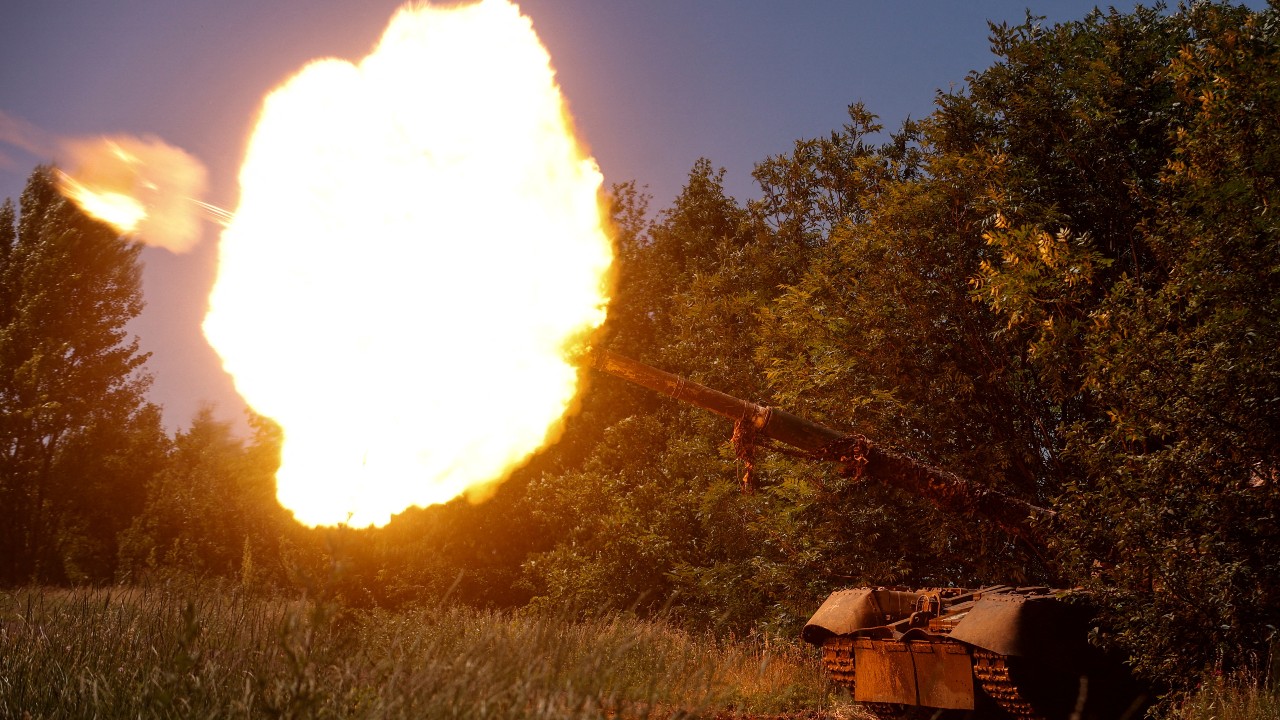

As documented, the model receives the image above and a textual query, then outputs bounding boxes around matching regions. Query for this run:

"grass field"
[3,580,1274,719]
[0,580,844,719]
[1168,671,1279,720]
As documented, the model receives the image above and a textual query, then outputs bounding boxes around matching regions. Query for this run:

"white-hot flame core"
[203,0,612,527]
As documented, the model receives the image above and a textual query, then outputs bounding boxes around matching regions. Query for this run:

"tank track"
[972,648,1044,720]
[820,636,857,690]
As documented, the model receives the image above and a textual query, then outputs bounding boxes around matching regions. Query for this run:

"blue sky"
[0,0,1207,430]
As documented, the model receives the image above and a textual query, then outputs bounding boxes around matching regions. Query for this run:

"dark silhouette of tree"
[0,167,159,584]
[119,409,293,586]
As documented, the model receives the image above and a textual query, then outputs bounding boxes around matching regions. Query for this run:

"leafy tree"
[522,116,1056,633]
[942,2,1279,684]
[0,167,160,584]
[1053,3,1280,681]
[963,5,1190,404]
[754,106,1058,597]
[518,2,1279,692]
[119,409,293,585]
[522,165,780,627]
[53,402,169,582]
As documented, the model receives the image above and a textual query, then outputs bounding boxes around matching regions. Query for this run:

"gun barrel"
[592,350,844,452]
[591,349,1054,546]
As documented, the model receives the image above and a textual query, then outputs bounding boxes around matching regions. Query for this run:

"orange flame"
[203,0,613,527]
[55,135,209,252]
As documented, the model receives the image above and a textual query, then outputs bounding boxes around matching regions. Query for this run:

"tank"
[592,350,1145,720]
[800,585,1145,719]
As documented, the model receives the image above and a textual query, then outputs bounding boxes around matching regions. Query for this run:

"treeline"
[1,1,1277,698]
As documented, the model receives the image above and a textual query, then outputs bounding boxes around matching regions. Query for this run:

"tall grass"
[0,581,836,719]
[1169,670,1279,720]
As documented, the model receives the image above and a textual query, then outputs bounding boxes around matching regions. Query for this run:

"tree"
[0,167,159,584]
[521,119,1056,632]
[1051,3,1280,680]
[754,106,1057,596]
[521,165,783,627]
[935,2,1279,684]
[119,409,293,585]
[539,1,1280,688]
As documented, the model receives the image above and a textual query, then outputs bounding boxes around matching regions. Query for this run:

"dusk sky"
[0,0,1196,432]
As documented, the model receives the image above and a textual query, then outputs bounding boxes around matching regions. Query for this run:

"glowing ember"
[203,0,613,527]
[55,136,208,252]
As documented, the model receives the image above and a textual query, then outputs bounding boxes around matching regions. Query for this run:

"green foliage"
[960,4,1190,404]
[0,167,161,584]
[118,409,295,586]
[522,113,1052,634]
[953,2,1280,683]
[3,3,1277,703]
[757,109,1057,583]
[519,1,1280,698]
[522,161,863,632]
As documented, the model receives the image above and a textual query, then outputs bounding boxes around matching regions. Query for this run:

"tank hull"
[804,586,1143,720]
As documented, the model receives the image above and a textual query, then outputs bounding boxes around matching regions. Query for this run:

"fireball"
[55,135,208,253]
[203,0,613,527]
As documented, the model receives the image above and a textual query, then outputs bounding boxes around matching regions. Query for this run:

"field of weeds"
[1168,671,1279,720]
[0,581,847,719]
[5,580,1272,720]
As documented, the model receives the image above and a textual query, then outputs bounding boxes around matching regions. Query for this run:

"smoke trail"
[0,110,57,165]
